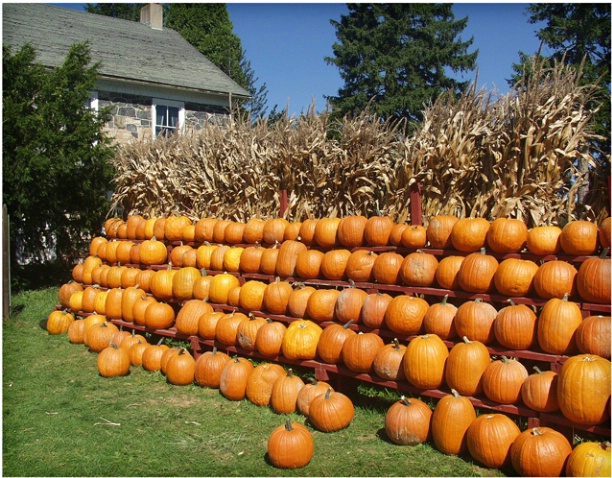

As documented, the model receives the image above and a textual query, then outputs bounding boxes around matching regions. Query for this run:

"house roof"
[2,3,250,99]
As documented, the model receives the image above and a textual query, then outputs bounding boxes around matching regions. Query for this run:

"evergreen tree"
[510,4,610,156]
[85,2,141,21]
[325,3,477,125]
[3,42,115,273]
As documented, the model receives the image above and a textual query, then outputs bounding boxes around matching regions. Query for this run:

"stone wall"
[98,91,231,144]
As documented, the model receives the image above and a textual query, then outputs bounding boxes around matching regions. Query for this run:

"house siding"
[98,91,233,143]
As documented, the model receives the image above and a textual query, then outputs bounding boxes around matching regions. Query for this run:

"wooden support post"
[410,181,423,226]
[279,189,288,218]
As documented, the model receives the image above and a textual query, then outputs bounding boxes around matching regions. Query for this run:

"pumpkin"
[372,251,403,285]
[209,244,230,271]
[120,285,146,323]
[82,254,102,284]
[262,277,293,316]
[194,217,217,243]
[294,249,325,279]
[103,287,123,321]
[110,327,132,348]
[527,225,562,255]
[242,217,266,244]
[426,215,459,249]
[575,315,611,359]
[450,217,490,252]
[132,295,157,326]
[267,419,314,469]
[165,215,192,242]
[403,334,449,389]
[385,396,432,446]
[363,215,395,246]
[175,299,213,336]
[106,265,127,290]
[89,236,108,257]
[319,248,351,280]
[262,218,289,245]
[537,293,582,355]
[296,378,333,417]
[222,246,244,272]
[165,348,195,386]
[236,315,267,351]
[308,388,355,432]
[238,280,267,311]
[128,243,142,265]
[576,249,611,304]
[270,369,305,414]
[599,217,611,249]
[560,220,599,255]
[400,225,427,249]
[196,242,218,270]
[152,217,166,241]
[384,295,429,336]
[341,331,384,373]
[360,292,392,329]
[194,346,230,388]
[67,318,86,344]
[81,285,100,313]
[115,240,135,264]
[219,356,254,401]
[223,221,245,244]
[435,255,465,290]
[486,217,528,253]
[557,354,611,426]
[493,300,538,350]
[125,215,144,239]
[144,301,176,329]
[192,269,212,300]
[120,267,140,289]
[197,311,224,340]
[86,321,120,353]
[532,260,578,299]
[255,320,287,358]
[422,295,458,340]
[208,272,241,304]
[239,244,264,273]
[281,319,322,360]
[259,242,280,275]
[345,249,378,282]
[389,223,409,246]
[298,219,319,246]
[316,320,356,364]
[283,223,302,242]
[143,217,158,239]
[372,338,406,381]
[211,219,232,244]
[457,248,499,293]
[135,269,155,293]
[97,342,131,377]
[510,427,572,477]
[46,310,75,335]
[149,264,177,301]
[104,217,123,238]
[399,250,439,287]
[566,441,611,477]
[493,258,539,297]
[337,215,367,247]
[305,288,340,322]
[334,285,367,324]
[82,314,107,344]
[287,284,316,319]
[141,337,170,372]
[314,217,341,249]
[226,284,242,307]
[481,356,528,404]
[128,339,150,367]
[431,389,477,455]
[521,366,559,413]
[245,363,286,407]
[119,329,147,351]
[445,336,490,397]
[454,299,497,345]
[215,312,249,346]
[466,414,521,469]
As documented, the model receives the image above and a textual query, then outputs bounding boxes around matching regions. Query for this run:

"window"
[153,98,185,138]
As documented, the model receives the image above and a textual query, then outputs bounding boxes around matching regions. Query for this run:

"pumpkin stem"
[287,368,294,378]
[601,248,609,259]
[324,387,332,399]
[400,395,411,406]
[450,389,461,398]
[156,337,165,346]
[532,365,543,374]
[479,247,486,255]
[441,294,448,306]
[562,292,569,302]
[212,346,217,354]
[462,336,472,344]
[507,298,516,306]
[532,428,543,436]
[348,278,356,288]
[392,338,401,350]
[501,355,510,364]
[343,320,354,329]
[284,418,294,431]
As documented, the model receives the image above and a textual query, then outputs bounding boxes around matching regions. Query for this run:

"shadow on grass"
[11,261,73,293]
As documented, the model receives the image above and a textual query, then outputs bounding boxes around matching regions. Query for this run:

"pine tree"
[325,3,477,125]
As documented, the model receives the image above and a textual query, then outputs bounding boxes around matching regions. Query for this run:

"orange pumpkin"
[398,250,439,287]
[457,248,499,293]
[510,427,572,477]
[454,299,497,345]
[445,336,490,397]
[450,217,490,252]
[422,295,457,340]
[537,293,582,355]
[481,356,528,404]
[400,225,427,249]
[281,319,323,360]
[431,389,476,456]
[336,215,367,248]
[384,396,432,446]
[486,217,528,253]
[467,414,521,469]
[560,220,599,255]
[364,215,395,246]
[526,225,562,255]
[426,215,459,249]
[242,217,266,244]
[493,258,539,297]
[384,295,429,336]
[403,334,449,389]
[576,250,611,304]
[340,331,384,373]
[532,260,578,299]
[575,315,611,359]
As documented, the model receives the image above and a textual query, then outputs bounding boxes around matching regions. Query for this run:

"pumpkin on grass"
[141,337,169,372]
[466,413,520,469]
[431,389,476,455]
[270,368,305,414]
[296,378,333,417]
[194,346,230,388]
[267,419,314,469]
[98,342,130,377]
[384,396,432,445]
[308,388,354,432]
[219,356,254,401]
[245,363,286,407]
[566,441,611,477]
[46,310,75,335]
[510,427,572,477]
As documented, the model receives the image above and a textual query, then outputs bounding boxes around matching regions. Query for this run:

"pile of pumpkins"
[47,213,611,474]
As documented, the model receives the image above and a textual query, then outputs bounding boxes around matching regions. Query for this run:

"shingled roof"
[2,3,250,98]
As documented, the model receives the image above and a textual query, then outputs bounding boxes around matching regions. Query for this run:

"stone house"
[3,3,250,144]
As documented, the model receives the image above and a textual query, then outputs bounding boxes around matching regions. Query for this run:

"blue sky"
[49,2,547,117]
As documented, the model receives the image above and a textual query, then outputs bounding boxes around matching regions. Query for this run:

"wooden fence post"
[3,204,11,318]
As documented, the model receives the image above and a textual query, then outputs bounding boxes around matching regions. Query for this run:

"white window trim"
[152,98,185,138]
[89,91,99,112]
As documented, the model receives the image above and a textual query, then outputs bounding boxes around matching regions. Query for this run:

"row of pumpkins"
[85,214,611,306]
[45,309,610,476]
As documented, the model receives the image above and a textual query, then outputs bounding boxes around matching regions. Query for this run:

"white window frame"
[89,91,99,112]
[152,98,185,138]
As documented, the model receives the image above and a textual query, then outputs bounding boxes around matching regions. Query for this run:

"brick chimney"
[140,3,163,30]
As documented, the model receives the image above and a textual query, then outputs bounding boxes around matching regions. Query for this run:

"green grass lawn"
[3,288,508,477]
